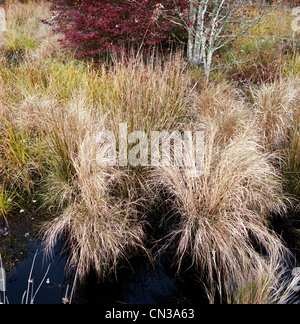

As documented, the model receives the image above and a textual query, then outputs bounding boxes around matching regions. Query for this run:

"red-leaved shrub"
[47,0,187,58]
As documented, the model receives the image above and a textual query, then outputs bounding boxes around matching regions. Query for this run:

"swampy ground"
[1,0,300,304]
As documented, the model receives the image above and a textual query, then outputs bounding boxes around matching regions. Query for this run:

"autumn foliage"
[47,0,188,57]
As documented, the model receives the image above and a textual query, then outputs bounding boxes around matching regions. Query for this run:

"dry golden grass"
[252,77,300,210]
[0,0,299,304]
[3,0,65,60]
[153,126,289,285]
[1,53,298,301]
[0,53,191,284]
[252,77,300,149]
[149,81,298,303]
[35,94,151,282]
[42,133,148,282]
[213,253,300,304]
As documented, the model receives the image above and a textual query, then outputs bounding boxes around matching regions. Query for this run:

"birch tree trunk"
[183,0,284,81]
[186,0,216,80]
[187,0,197,62]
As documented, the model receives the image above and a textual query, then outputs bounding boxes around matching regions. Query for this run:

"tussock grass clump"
[252,77,300,210]
[0,0,299,303]
[3,54,191,284]
[95,54,190,135]
[217,254,300,304]
[154,128,292,303]
[252,77,300,149]
[190,81,250,139]
[151,88,295,303]
[43,137,148,282]
[0,60,149,281]
[36,93,149,283]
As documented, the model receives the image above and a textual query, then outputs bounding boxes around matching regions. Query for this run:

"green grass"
[5,32,38,52]
[0,185,18,227]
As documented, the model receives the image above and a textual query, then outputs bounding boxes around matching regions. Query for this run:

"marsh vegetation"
[0,0,300,304]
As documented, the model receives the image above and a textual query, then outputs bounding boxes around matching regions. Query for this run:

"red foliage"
[47,0,188,57]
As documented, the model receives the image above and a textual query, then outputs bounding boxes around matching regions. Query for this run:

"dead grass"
[0,52,191,284]
[252,77,300,149]
[3,0,65,60]
[153,126,289,291]
[0,0,299,304]
[251,77,300,212]
[150,82,297,303]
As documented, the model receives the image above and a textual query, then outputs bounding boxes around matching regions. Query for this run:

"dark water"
[5,238,298,304]
[74,254,197,305]
[4,241,71,304]
[119,257,184,304]
[3,240,202,305]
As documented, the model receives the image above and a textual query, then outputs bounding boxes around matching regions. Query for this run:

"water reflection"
[5,241,71,304]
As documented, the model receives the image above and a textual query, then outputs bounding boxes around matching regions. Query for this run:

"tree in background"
[156,0,287,79]
[48,0,288,79]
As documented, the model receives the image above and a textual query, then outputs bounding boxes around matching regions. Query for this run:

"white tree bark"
[164,0,285,80]
[129,0,286,80]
